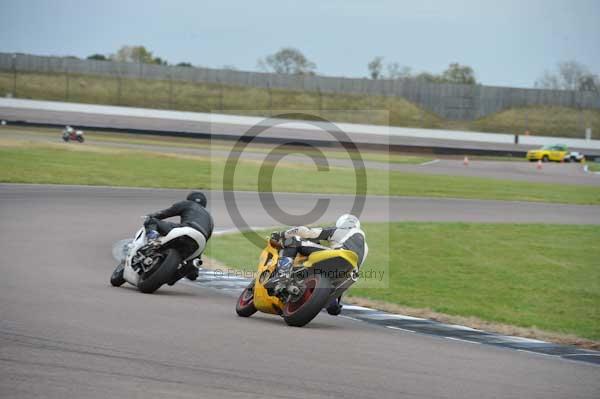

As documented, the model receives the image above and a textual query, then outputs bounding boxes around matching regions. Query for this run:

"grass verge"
[0,126,432,165]
[587,163,600,172]
[1,141,600,204]
[205,223,600,344]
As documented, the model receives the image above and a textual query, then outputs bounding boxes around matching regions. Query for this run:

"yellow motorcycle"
[235,237,359,327]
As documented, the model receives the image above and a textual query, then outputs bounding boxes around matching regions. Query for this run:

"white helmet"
[336,214,360,229]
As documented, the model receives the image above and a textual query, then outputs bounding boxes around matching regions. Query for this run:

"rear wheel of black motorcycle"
[236,280,257,317]
[138,249,181,294]
[283,272,332,327]
[110,261,126,287]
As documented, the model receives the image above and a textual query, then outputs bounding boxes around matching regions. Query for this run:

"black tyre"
[542,155,549,163]
[77,136,84,143]
[62,136,69,142]
[138,249,181,294]
[283,272,332,327]
[236,280,257,317]
[110,262,126,287]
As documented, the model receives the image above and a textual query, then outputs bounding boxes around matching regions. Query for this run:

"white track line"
[515,349,556,358]
[419,159,440,166]
[386,326,415,333]
[444,336,481,345]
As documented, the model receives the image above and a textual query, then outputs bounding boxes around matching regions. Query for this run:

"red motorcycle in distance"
[62,126,85,143]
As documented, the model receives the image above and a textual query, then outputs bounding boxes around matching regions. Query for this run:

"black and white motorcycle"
[110,222,206,294]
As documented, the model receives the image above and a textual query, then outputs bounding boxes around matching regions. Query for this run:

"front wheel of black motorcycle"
[110,261,126,287]
[138,249,181,294]
[236,280,257,317]
[283,272,332,327]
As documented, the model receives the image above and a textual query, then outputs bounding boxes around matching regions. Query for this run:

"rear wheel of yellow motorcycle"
[283,272,332,327]
[236,280,257,317]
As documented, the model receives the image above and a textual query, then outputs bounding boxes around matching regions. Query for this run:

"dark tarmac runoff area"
[1,184,599,399]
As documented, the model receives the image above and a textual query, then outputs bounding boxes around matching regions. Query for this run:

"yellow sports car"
[526,144,569,162]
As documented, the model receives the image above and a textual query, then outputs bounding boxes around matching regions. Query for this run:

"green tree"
[152,57,168,66]
[441,62,477,84]
[258,47,316,75]
[111,45,167,65]
[386,62,412,79]
[535,60,598,91]
[87,54,108,61]
[578,74,599,93]
[414,72,444,83]
[367,56,384,79]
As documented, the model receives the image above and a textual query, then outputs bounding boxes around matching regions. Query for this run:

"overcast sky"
[1,0,599,88]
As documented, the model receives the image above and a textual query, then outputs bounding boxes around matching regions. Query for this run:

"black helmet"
[187,191,207,207]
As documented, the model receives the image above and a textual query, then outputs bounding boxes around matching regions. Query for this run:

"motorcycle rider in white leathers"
[271,214,368,314]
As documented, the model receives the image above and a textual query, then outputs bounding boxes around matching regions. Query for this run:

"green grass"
[205,223,600,340]
[588,163,600,172]
[1,142,600,204]
[1,126,432,165]
[1,71,598,138]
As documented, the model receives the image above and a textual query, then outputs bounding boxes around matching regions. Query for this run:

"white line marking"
[444,324,483,332]
[444,336,481,345]
[493,336,548,344]
[386,326,415,333]
[420,159,440,166]
[373,313,426,321]
[515,349,557,358]
[359,313,426,321]
[343,305,378,312]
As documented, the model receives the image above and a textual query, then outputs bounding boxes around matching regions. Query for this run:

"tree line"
[83,45,598,92]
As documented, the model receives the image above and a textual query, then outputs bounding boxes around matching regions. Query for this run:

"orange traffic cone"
[536,159,542,170]
[463,156,469,166]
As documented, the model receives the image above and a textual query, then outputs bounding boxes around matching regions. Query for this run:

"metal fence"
[0,53,599,136]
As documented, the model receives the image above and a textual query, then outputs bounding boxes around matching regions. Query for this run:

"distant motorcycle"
[62,126,85,143]
[110,221,205,294]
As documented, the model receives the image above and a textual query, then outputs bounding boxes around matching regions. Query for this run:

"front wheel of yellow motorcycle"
[236,281,257,317]
[283,273,332,327]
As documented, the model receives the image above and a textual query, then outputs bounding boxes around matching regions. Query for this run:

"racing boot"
[326,295,343,316]
[185,267,199,281]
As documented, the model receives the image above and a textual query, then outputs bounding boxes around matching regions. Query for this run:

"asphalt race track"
[2,98,600,157]
[1,184,599,398]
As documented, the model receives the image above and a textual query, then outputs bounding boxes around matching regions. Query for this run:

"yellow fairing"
[253,241,284,314]
[253,240,358,314]
[303,249,358,269]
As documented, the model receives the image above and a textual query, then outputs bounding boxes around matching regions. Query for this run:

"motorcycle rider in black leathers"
[144,191,214,281]
[271,214,368,315]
